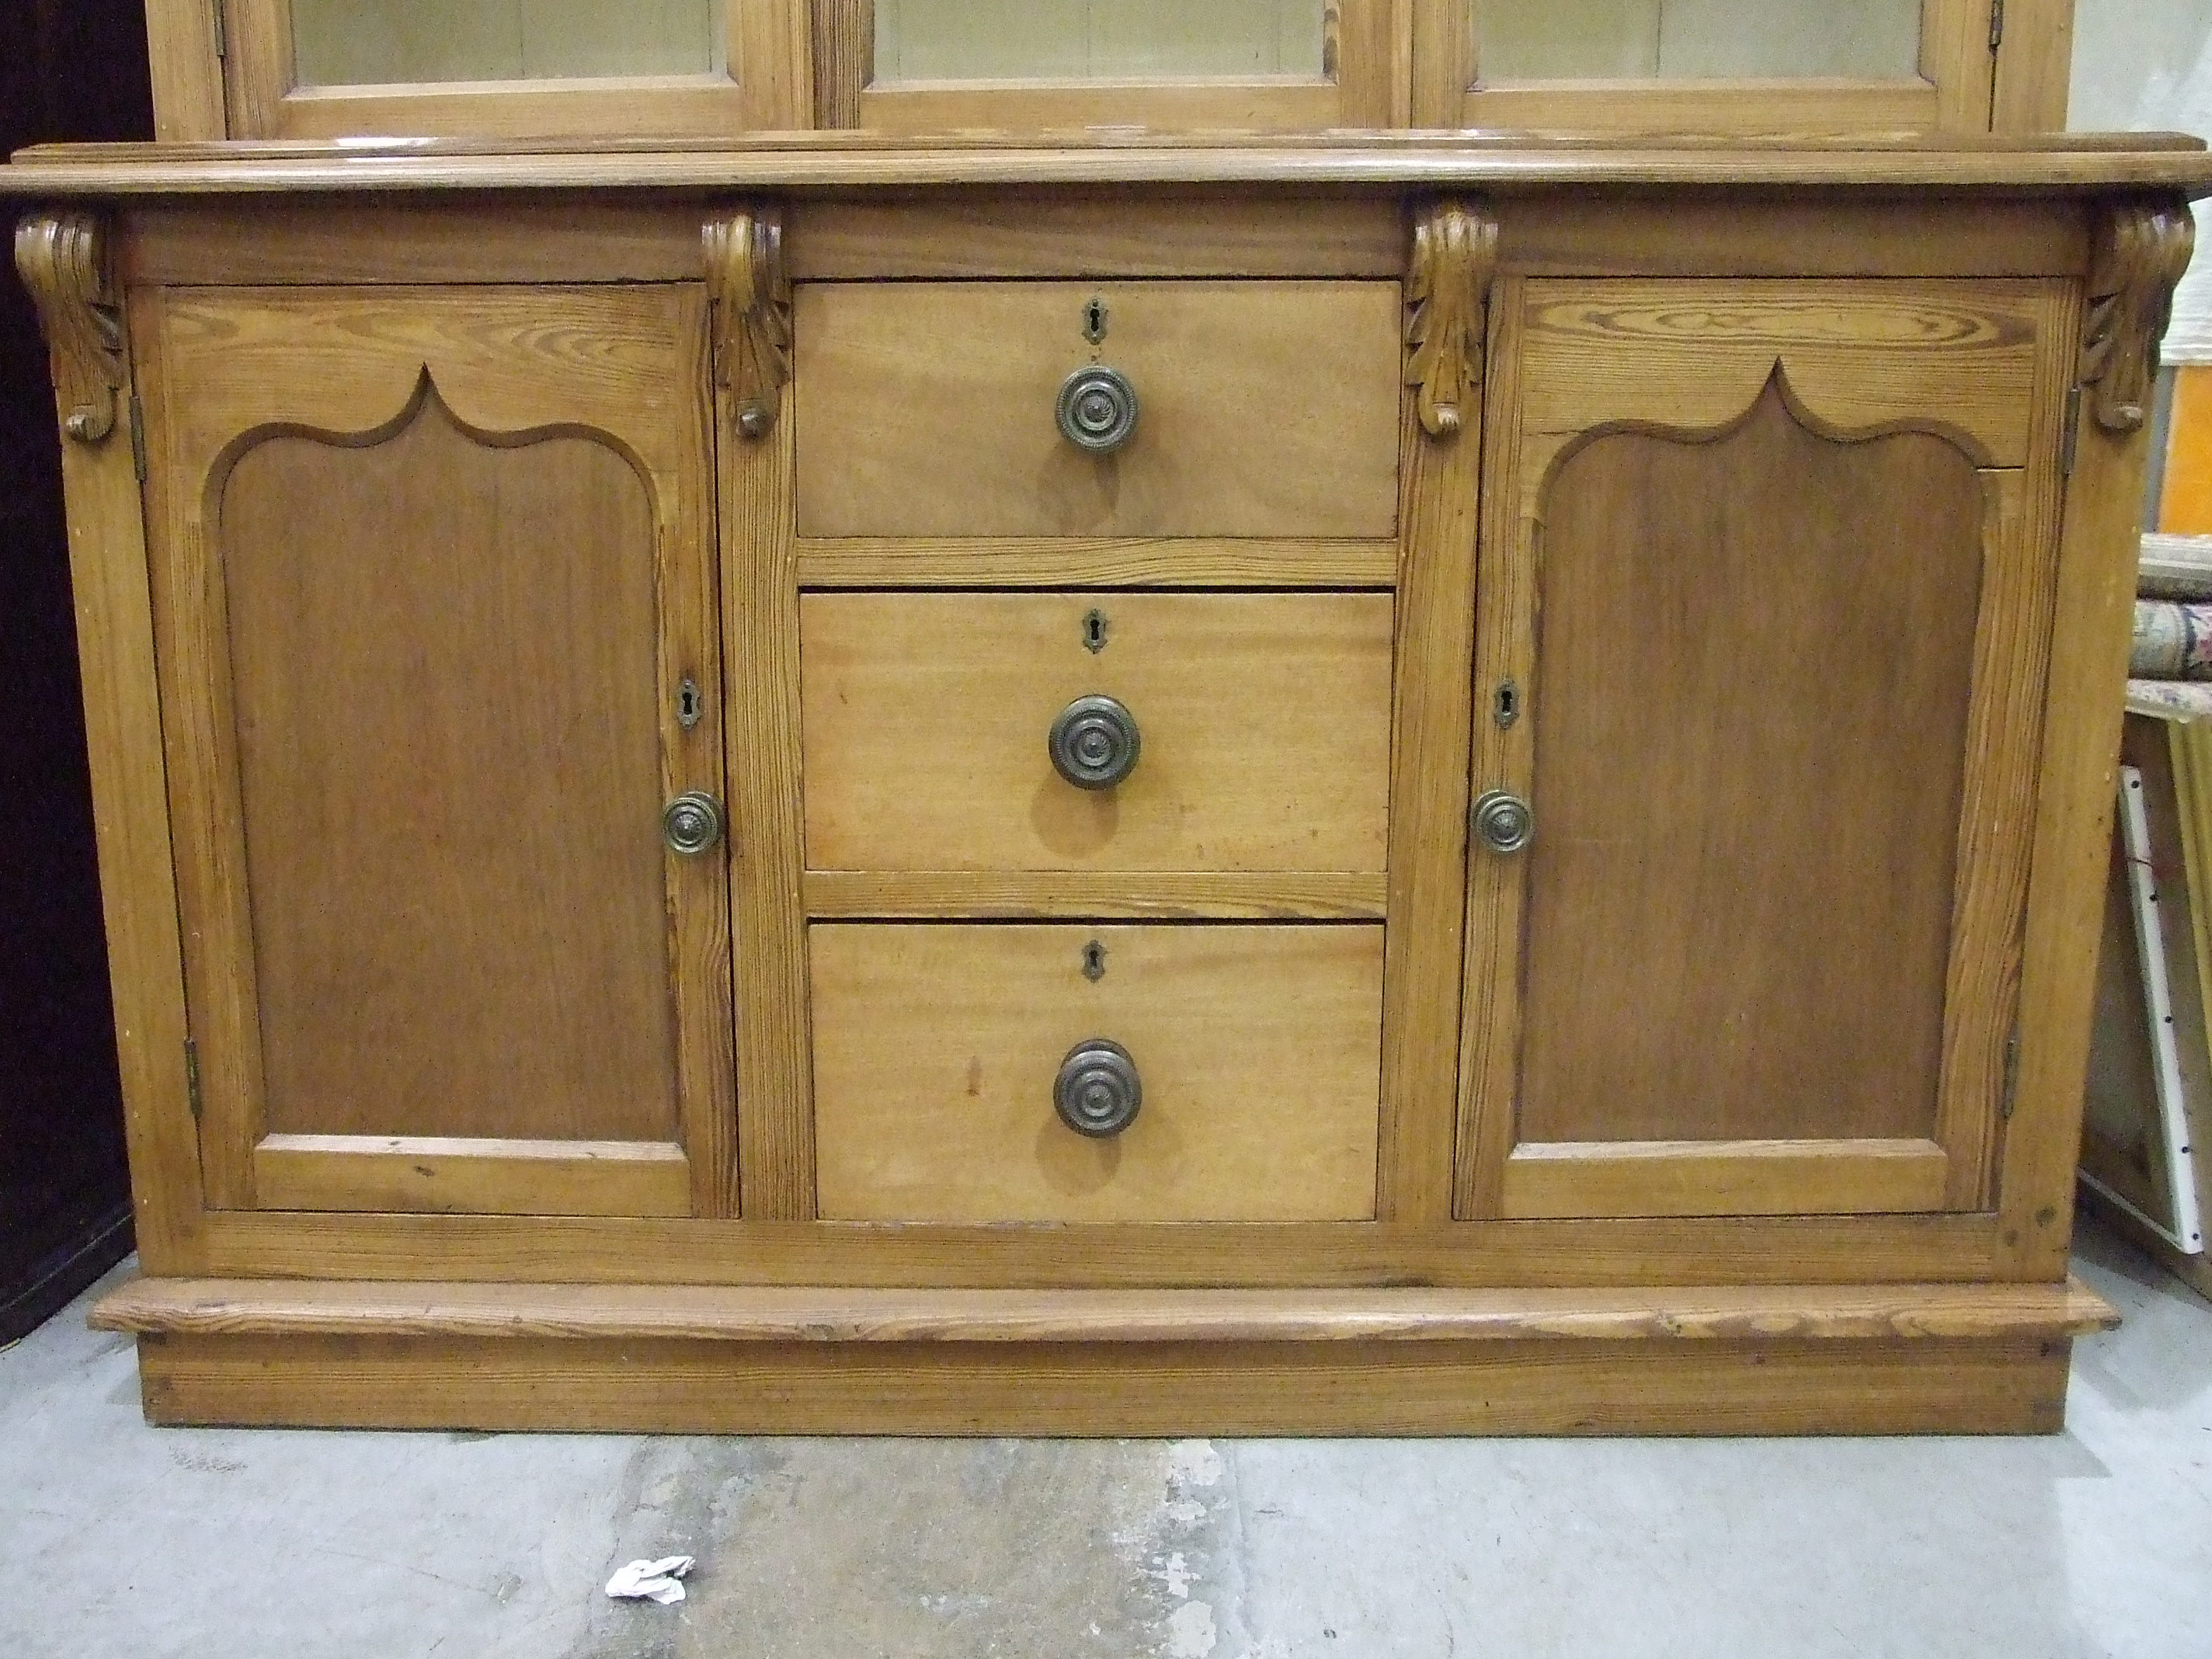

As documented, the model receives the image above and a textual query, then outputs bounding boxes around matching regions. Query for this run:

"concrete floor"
[2,1212,2207,1659]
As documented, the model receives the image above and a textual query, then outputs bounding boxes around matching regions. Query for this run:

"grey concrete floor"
[2,1210,2207,1659]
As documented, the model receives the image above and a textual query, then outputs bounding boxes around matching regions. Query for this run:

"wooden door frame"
[1410,0,2071,134]
[1455,271,2082,1221]
[133,280,736,1219]
[171,0,809,140]
[812,0,1411,132]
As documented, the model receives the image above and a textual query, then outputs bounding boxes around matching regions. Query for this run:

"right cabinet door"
[1457,276,2078,1219]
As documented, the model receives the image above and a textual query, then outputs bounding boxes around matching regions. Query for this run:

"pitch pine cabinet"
[9,127,2209,1431]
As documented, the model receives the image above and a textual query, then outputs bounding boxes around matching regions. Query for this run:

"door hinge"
[184,1038,203,1121]
[129,390,147,484]
[2000,1022,2022,1120]
[210,0,226,58]
[1988,0,2005,50]
[2061,384,2082,476]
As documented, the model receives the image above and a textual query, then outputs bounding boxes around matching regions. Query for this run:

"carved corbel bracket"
[1405,197,1500,441]
[704,207,791,441]
[2081,197,2196,436]
[13,209,125,445]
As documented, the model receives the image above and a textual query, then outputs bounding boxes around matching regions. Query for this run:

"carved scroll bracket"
[14,209,126,445]
[1405,197,1500,441]
[2081,197,2196,436]
[705,207,791,441]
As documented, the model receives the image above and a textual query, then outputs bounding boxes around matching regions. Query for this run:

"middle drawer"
[801,592,1395,872]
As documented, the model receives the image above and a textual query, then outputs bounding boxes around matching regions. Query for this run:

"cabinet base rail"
[94,1277,2113,1436]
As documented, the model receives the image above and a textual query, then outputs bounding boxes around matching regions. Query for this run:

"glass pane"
[874,0,1327,82]
[1478,0,1922,82]
[292,0,725,85]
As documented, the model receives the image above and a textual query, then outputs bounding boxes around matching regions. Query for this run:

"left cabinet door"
[137,285,735,1218]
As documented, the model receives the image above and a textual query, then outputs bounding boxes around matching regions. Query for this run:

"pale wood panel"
[96,1275,2116,1344]
[794,537,1398,587]
[809,0,868,125]
[1377,391,1479,1223]
[1501,1139,1952,1219]
[1452,270,1533,1220]
[1998,283,2154,1278]
[793,280,1401,538]
[801,593,1394,873]
[1515,280,2044,467]
[1495,197,2086,280]
[786,194,1403,279]
[804,870,1388,919]
[1515,388,1984,1148]
[145,0,229,140]
[1991,0,2072,134]
[140,283,733,1216]
[193,1205,2019,1289]
[252,1137,691,1216]
[855,81,1348,135]
[221,405,679,1144]
[132,1329,2076,1435]
[42,293,207,1267]
[721,356,815,1223]
[122,200,708,286]
[810,923,1382,1223]
[156,287,705,482]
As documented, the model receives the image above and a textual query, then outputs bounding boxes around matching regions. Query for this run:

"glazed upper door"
[1456,276,2079,1219]
[823,0,1403,130]
[1411,0,2030,133]
[213,0,805,137]
[135,285,734,1217]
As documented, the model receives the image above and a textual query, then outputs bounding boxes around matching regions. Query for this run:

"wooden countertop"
[6,130,2212,197]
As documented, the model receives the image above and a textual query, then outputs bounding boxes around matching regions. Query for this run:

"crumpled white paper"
[605,1556,695,1605]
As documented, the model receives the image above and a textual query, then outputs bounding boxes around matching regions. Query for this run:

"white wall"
[2072,0,2212,358]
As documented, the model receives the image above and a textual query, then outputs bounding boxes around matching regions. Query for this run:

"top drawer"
[794,280,1403,540]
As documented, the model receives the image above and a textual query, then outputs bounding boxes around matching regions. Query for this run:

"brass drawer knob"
[1056,1038,1143,1138]
[1472,789,1533,855]
[1056,364,1139,454]
[662,790,725,856]
[1049,694,1142,791]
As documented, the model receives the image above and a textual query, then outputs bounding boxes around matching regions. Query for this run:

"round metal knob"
[1049,694,1141,791]
[662,791,725,856]
[1472,789,1533,855]
[1055,1038,1143,1138]
[1056,365,1139,454]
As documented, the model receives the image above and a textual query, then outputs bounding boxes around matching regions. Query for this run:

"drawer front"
[793,280,1403,538]
[812,923,1383,1222]
[802,593,1394,873]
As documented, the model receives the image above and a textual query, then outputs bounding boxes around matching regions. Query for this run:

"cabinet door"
[137,286,733,1217]
[1456,277,2077,1219]
[1414,0,2015,135]
[215,0,801,138]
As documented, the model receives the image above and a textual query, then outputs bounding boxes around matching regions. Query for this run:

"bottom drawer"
[810,923,1382,1223]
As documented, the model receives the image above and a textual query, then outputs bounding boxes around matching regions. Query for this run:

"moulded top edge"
[5,132,2212,199]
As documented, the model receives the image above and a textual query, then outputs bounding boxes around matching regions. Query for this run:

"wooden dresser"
[9,0,2210,1435]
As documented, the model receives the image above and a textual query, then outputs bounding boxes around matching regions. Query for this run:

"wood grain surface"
[138,283,732,1216]
[221,404,679,1143]
[810,923,1383,1222]
[11,137,2212,200]
[94,1275,2116,1344]
[794,280,1401,537]
[801,593,1393,875]
[1515,386,1983,1149]
[124,1330,2077,1435]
